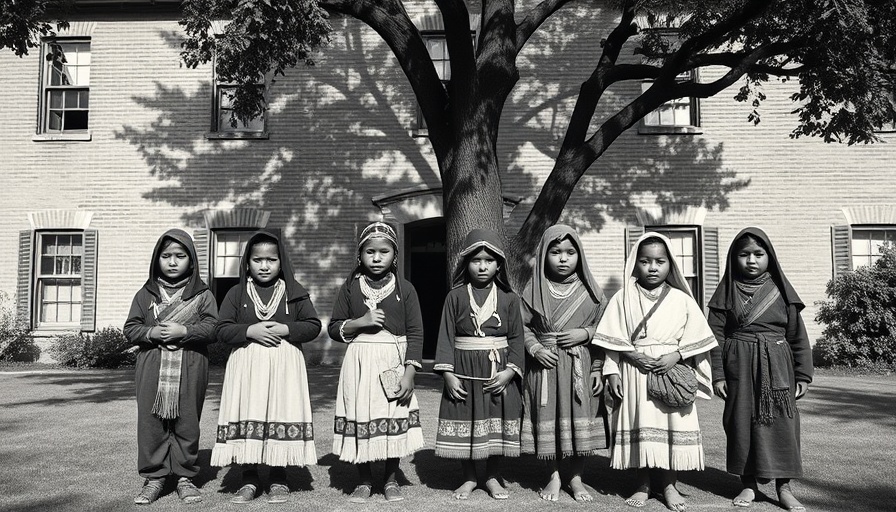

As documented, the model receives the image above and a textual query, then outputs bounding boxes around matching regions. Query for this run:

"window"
[39,40,91,135]
[648,226,701,304]
[35,232,83,327]
[210,230,254,303]
[210,56,267,138]
[415,34,452,136]
[640,70,700,134]
[851,227,896,268]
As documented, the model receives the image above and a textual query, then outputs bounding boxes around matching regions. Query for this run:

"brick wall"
[1,4,894,361]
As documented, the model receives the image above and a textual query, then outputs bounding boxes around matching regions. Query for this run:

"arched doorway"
[403,218,447,360]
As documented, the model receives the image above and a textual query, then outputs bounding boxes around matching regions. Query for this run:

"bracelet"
[338,320,353,343]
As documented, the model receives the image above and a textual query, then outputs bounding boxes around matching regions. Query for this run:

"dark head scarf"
[241,229,310,302]
[708,227,803,312]
[451,228,513,292]
[522,224,606,318]
[142,228,208,301]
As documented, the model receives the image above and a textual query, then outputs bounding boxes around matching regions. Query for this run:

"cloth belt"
[454,336,508,381]
[728,331,793,425]
[536,332,586,407]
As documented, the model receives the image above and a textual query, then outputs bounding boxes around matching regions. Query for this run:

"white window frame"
[850,225,896,269]
[209,229,256,300]
[208,54,269,139]
[647,225,704,306]
[35,39,92,141]
[639,69,701,134]
[34,231,84,329]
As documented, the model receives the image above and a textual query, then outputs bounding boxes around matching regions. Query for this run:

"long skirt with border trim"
[609,343,704,470]
[332,331,424,463]
[521,344,608,459]
[211,341,317,467]
[435,347,522,460]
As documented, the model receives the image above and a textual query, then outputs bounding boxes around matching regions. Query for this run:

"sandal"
[267,482,290,504]
[384,481,405,502]
[176,477,202,503]
[348,484,372,504]
[134,478,165,505]
[230,483,258,504]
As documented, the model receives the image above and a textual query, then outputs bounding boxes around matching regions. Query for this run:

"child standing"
[708,227,812,510]
[329,222,425,503]
[593,232,717,512]
[434,229,525,500]
[124,229,218,505]
[520,225,609,502]
[211,230,321,504]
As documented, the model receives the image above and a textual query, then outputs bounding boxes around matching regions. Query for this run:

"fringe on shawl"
[611,444,705,471]
[434,445,521,460]
[333,430,425,464]
[211,440,318,467]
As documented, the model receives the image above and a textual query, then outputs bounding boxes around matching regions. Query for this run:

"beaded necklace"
[359,273,395,310]
[247,278,286,321]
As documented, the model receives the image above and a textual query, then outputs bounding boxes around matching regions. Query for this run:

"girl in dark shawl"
[433,229,525,500]
[708,227,813,510]
[520,225,609,501]
[124,229,218,504]
[211,230,322,504]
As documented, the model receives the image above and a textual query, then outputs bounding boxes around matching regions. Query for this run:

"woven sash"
[454,336,508,381]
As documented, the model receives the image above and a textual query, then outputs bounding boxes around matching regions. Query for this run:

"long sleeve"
[787,305,814,384]
[402,283,425,368]
[284,296,322,346]
[433,291,458,373]
[708,308,728,383]
[504,293,526,378]
[521,303,546,357]
[180,290,219,347]
[123,290,154,348]
[327,282,353,342]
[216,287,251,346]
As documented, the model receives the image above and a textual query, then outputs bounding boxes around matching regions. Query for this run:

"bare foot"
[568,476,593,502]
[733,487,755,507]
[453,481,476,500]
[540,473,561,502]
[484,478,508,500]
[663,484,687,512]
[625,484,650,508]
[777,483,805,511]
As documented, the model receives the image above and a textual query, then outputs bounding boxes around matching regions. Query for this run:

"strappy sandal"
[134,478,165,505]
[384,481,405,502]
[230,483,258,504]
[176,477,202,503]
[348,484,372,504]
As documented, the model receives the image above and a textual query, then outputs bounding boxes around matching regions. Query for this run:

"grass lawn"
[0,366,892,512]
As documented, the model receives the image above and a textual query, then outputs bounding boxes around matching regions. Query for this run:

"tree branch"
[321,0,452,155]
[515,0,576,52]
[686,50,807,76]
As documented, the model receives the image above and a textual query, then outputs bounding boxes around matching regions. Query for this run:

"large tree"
[5,0,896,286]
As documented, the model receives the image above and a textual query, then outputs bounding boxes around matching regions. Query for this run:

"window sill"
[33,325,83,335]
[205,131,269,140]
[32,132,92,142]
[410,128,429,138]
[638,125,702,135]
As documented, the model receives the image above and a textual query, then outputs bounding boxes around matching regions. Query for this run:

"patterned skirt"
[210,341,317,467]
[435,346,522,460]
[521,344,608,459]
[610,343,704,470]
[332,331,424,463]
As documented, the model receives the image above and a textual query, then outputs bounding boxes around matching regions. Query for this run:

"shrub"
[49,326,136,369]
[815,242,896,370]
[0,291,40,362]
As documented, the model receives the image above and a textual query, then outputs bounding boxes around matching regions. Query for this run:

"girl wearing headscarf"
[328,222,425,503]
[434,229,525,500]
[124,229,218,505]
[211,230,322,504]
[708,227,812,510]
[520,225,609,502]
[593,232,717,512]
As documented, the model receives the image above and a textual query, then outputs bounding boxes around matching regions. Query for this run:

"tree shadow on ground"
[1,370,134,407]
[799,380,896,427]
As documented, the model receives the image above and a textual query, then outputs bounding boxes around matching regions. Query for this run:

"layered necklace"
[548,274,580,300]
[359,273,395,310]
[247,278,286,320]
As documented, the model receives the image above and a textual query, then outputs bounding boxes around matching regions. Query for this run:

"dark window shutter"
[16,230,34,329]
[831,225,852,278]
[79,229,98,332]
[193,228,210,285]
[702,227,720,311]
[624,226,645,261]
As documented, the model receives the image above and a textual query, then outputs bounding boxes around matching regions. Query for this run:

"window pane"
[48,110,63,131]
[72,283,82,303]
[64,91,78,108]
[58,235,72,254]
[65,110,89,130]
[42,235,57,255]
[224,257,240,277]
[43,280,58,301]
[72,256,82,275]
[71,305,81,323]
[58,304,71,323]
[42,302,57,323]
[50,91,64,109]
[674,103,691,126]
[225,239,239,255]
[79,90,89,108]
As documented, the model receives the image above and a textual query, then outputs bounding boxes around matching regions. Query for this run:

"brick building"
[2,2,894,362]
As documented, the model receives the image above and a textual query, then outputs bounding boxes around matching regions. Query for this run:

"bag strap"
[630,285,671,342]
